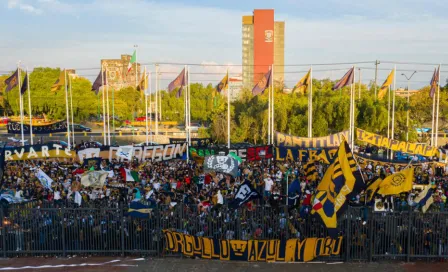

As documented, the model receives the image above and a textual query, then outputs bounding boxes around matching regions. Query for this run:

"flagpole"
[349,69,353,148]
[186,65,190,162]
[184,65,187,143]
[144,66,149,146]
[188,66,191,147]
[435,64,441,147]
[135,45,138,87]
[358,68,361,100]
[227,68,231,149]
[271,64,275,145]
[159,77,162,123]
[352,66,356,150]
[308,67,313,138]
[26,68,33,145]
[155,64,159,136]
[17,63,25,146]
[268,67,271,145]
[64,69,71,150]
[431,73,436,146]
[69,75,75,146]
[387,85,391,139]
[106,69,111,145]
[149,72,153,143]
[391,66,396,159]
[101,66,106,145]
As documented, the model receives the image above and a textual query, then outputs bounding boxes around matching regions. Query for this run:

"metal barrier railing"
[1,204,448,261]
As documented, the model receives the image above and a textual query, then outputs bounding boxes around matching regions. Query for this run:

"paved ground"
[1,257,448,272]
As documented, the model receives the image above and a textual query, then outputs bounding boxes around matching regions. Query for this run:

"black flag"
[20,73,28,95]
[228,180,261,209]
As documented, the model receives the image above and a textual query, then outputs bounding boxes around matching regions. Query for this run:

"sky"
[1,0,447,89]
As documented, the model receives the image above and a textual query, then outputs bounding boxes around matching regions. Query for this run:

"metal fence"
[1,203,448,262]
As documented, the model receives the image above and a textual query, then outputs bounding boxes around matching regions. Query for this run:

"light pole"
[401,71,417,142]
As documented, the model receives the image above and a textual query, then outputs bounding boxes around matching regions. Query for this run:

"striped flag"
[332,67,354,90]
[127,50,137,74]
[303,161,317,181]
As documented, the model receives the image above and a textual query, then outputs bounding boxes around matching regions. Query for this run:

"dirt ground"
[1,257,448,272]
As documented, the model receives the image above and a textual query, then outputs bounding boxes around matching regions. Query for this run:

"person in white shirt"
[264,175,274,197]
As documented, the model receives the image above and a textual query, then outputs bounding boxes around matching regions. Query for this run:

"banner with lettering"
[4,143,76,161]
[163,230,343,262]
[189,145,272,161]
[274,146,337,162]
[169,138,212,147]
[77,143,188,163]
[7,120,68,134]
[275,131,349,148]
[356,128,438,157]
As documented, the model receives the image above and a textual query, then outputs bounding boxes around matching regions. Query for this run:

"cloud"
[7,0,42,14]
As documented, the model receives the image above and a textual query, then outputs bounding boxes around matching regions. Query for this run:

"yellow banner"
[163,230,343,262]
[275,130,349,148]
[356,128,438,157]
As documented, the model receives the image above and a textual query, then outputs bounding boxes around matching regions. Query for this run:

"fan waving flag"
[378,69,395,100]
[293,69,311,94]
[332,67,354,90]
[377,167,414,195]
[252,69,272,96]
[127,50,136,74]
[4,69,19,93]
[168,68,187,98]
[311,140,360,237]
[429,67,440,98]
[92,70,107,95]
[228,180,261,209]
[120,168,140,182]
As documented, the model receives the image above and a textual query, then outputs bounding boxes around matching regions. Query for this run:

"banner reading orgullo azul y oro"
[163,230,343,262]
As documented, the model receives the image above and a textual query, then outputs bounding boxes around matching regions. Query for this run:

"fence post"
[120,205,125,256]
[345,206,351,262]
[1,206,6,258]
[368,210,373,262]
[61,208,66,257]
[406,209,411,262]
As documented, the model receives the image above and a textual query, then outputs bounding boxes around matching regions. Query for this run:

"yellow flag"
[51,69,66,92]
[366,178,382,201]
[293,69,311,94]
[377,167,414,195]
[378,69,395,100]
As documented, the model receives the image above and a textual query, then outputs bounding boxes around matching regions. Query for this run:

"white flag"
[116,145,134,161]
[36,169,54,190]
[81,171,109,188]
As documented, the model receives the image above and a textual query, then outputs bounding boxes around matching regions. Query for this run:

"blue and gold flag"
[303,160,317,181]
[216,73,228,93]
[51,69,67,92]
[311,140,359,237]
[4,69,19,93]
[332,67,354,90]
[126,201,154,218]
[252,69,272,96]
[168,68,187,98]
[429,67,439,98]
[92,70,107,95]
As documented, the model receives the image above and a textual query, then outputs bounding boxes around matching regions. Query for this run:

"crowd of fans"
[1,151,448,256]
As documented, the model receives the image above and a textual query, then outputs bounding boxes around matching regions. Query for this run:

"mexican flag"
[127,50,137,74]
[120,168,140,182]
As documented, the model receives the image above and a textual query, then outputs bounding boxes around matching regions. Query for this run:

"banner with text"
[4,143,76,161]
[356,128,438,157]
[169,138,212,147]
[274,146,337,162]
[7,120,68,134]
[163,230,343,262]
[275,131,349,148]
[189,145,272,161]
[77,143,188,163]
